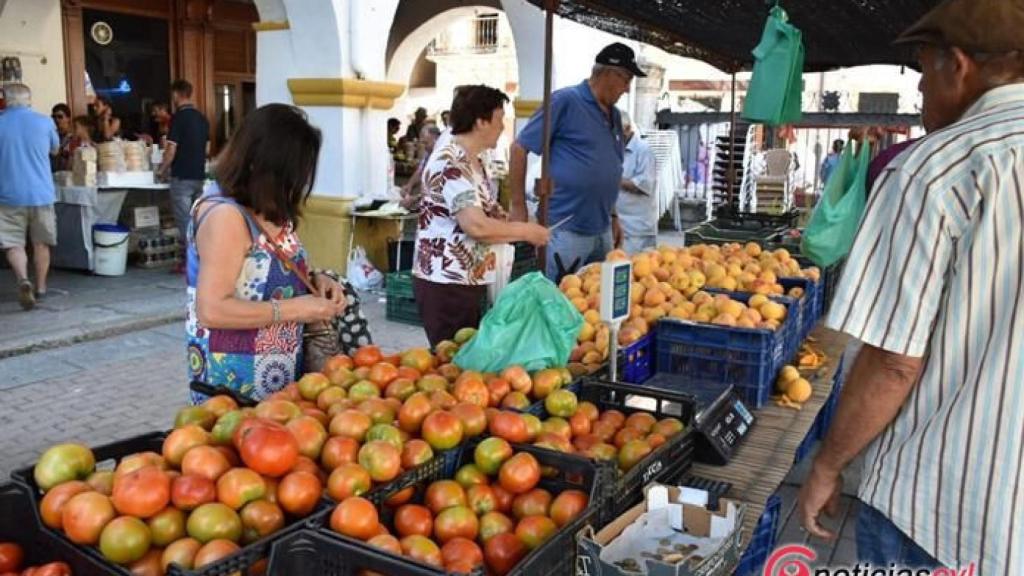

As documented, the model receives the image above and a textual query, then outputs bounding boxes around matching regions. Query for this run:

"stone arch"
[387,5,503,86]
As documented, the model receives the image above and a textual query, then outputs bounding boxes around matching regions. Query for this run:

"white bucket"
[93,224,130,276]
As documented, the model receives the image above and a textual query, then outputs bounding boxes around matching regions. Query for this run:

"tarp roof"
[527,0,941,72]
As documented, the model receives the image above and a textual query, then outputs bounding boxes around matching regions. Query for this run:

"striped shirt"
[826,83,1024,575]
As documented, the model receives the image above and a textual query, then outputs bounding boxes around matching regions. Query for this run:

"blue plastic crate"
[619,331,655,384]
[701,290,801,367]
[734,493,783,576]
[779,277,820,341]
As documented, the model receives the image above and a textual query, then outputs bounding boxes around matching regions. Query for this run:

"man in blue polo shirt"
[158,79,209,273]
[0,84,60,310]
[509,43,645,281]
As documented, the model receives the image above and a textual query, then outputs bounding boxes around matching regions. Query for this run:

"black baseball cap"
[595,42,647,78]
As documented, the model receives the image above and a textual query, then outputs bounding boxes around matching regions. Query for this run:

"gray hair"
[932,46,1024,89]
[3,83,31,108]
[591,63,620,79]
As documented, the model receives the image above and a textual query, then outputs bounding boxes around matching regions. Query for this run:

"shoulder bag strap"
[243,208,319,295]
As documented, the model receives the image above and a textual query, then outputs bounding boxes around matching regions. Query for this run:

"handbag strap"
[243,208,319,295]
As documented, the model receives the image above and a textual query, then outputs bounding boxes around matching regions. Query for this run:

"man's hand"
[797,460,843,540]
[612,217,623,248]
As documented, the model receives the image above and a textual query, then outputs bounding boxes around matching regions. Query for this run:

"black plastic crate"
[0,481,118,575]
[309,439,606,576]
[10,431,328,576]
[568,379,697,526]
[188,381,259,407]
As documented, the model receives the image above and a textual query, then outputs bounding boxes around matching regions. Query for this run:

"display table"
[53,183,170,271]
[690,326,850,554]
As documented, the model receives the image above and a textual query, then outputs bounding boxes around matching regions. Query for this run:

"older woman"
[187,104,347,402]
[413,85,549,346]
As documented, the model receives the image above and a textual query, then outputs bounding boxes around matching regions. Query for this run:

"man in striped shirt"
[798,1,1024,573]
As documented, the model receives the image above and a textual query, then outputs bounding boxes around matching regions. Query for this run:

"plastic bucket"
[92,223,129,276]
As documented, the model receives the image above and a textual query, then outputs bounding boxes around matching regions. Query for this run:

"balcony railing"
[428,14,502,56]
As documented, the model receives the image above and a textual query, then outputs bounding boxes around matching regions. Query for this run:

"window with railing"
[428,14,502,56]
[474,14,499,51]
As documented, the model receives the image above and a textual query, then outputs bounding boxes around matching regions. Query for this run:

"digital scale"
[599,260,632,382]
[645,374,756,465]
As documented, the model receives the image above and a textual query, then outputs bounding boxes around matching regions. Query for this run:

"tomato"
[441,537,484,572]
[180,445,230,482]
[544,389,578,419]
[193,539,240,569]
[285,416,328,461]
[394,504,433,538]
[399,535,442,567]
[647,432,667,449]
[534,431,574,454]
[318,440,357,475]
[576,402,600,422]
[296,373,331,402]
[290,455,323,482]
[515,515,557,550]
[240,500,285,543]
[453,377,489,408]
[126,547,164,576]
[367,362,399,388]
[0,542,23,573]
[364,424,403,451]
[474,437,513,475]
[326,462,372,501]
[384,378,417,402]
[454,464,488,489]
[277,471,322,517]
[397,365,422,381]
[254,399,302,425]
[541,417,573,441]
[216,468,266,510]
[424,480,466,514]
[511,488,551,520]
[186,502,243,543]
[586,442,618,461]
[569,412,592,437]
[148,506,187,546]
[161,537,202,572]
[591,420,618,442]
[400,439,434,470]
[498,453,540,494]
[175,406,217,430]
[416,374,449,393]
[478,511,514,543]
[39,480,90,529]
[329,410,373,442]
[163,425,212,468]
[211,410,247,446]
[499,391,530,411]
[357,399,396,426]
[202,395,239,418]
[353,345,383,368]
[436,362,461,382]
[316,387,348,413]
[613,427,644,449]
[170,475,215,511]
[490,485,514,514]
[357,441,401,483]
[428,390,459,412]
[367,534,402,555]
[652,417,685,437]
[330,497,379,541]
[500,366,532,395]
[86,470,115,496]
[400,347,435,372]
[433,505,478,543]
[530,368,562,400]
[397,393,432,435]
[98,516,152,565]
[466,484,498,516]
[520,414,543,442]
[348,381,380,402]
[550,489,589,527]
[62,491,115,545]
[384,485,416,508]
[421,411,464,451]
[618,439,653,471]
[624,412,657,434]
[572,433,601,453]
[33,443,95,492]
[599,409,626,429]
[484,532,526,575]
[237,421,299,477]
[449,403,488,439]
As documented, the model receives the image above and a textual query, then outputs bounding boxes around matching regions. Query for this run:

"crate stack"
[129,205,181,269]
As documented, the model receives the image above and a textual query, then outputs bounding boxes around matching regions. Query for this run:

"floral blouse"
[413,140,502,285]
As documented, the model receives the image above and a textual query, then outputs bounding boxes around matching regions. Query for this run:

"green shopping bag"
[743,5,805,126]
[801,141,870,267]
[453,272,584,373]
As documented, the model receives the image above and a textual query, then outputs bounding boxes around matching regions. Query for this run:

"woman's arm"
[456,206,549,247]
[195,205,336,329]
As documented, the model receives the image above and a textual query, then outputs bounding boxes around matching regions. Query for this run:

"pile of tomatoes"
[330,441,589,575]
[0,542,71,576]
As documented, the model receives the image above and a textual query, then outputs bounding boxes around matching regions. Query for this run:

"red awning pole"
[536,0,558,267]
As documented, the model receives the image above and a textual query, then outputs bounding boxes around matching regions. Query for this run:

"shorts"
[0,204,57,248]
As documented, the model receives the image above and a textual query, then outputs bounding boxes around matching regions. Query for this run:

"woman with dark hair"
[412,85,549,346]
[186,103,347,402]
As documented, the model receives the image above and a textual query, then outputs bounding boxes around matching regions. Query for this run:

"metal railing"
[427,14,502,56]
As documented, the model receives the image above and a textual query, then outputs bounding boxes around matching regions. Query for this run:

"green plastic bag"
[801,141,870,267]
[453,272,584,373]
[743,5,805,126]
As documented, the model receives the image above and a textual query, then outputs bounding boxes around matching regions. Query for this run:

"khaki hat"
[896,0,1024,53]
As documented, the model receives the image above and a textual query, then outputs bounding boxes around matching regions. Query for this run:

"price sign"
[599,261,632,325]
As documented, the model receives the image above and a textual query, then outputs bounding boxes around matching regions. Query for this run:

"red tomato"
[0,542,23,573]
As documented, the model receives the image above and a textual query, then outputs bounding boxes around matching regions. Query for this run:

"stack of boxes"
[129,206,181,268]
[72,146,97,187]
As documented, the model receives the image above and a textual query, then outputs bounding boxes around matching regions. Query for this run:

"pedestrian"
[388,117,401,152]
[50,103,72,171]
[0,84,60,310]
[440,109,451,129]
[797,1,1024,573]
[509,42,645,281]
[89,96,119,142]
[412,85,549,347]
[405,106,428,141]
[615,111,658,254]
[158,79,210,274]
[400,123,442,211]
[149,102,171,145]
[187,104,347,403]
[68,115,95,157]
[819,138,844,185]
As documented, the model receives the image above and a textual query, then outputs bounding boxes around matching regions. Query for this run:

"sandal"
[18,279,35,310]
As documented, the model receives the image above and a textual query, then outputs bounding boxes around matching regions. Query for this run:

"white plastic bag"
[487,243,515,305]
[347,246,384,291]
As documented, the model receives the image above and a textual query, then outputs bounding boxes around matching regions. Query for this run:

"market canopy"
[527,0,941,72]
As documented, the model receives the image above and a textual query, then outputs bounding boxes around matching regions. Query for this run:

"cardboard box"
[98,170,154,188]
[129,206,160,230]
[577,484,745,576]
